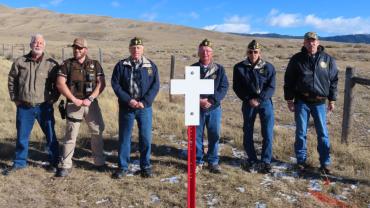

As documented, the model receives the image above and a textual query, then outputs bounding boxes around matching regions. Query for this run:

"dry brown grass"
[0,5,370,208]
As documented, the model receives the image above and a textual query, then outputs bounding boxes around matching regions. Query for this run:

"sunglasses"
[73,46,86,50]
[247,50,259,54]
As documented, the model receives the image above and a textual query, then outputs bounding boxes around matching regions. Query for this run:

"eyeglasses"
[247,50,259,54]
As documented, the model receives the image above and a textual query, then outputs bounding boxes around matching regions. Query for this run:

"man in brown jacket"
[5,34,60,175]
[56,38,106,177]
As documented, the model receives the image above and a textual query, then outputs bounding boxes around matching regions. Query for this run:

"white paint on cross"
[170,66,214,126]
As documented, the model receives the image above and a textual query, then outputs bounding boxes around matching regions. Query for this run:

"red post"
[187,125,196,208]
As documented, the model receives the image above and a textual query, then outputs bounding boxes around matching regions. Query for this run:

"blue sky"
[1,0,370,36]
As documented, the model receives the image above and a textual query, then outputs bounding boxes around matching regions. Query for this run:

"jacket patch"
[147,67,153,76]
[320,61,327,69]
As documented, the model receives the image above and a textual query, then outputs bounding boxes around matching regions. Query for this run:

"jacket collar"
[301,45,325,55]
[203,62,218,78]
[122,56,152,68]
[243,58,266,70]
[25,51,45,63]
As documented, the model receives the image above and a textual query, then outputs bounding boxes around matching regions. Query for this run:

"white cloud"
[203,15,251,34]
[141,13,157,21]
[267,9,301,27]
[267,9,370,34]
[304,15,370,34]
[204,24,251,34]
[49,0,64,6]
[189,12,199,20]
[111,1,120,8]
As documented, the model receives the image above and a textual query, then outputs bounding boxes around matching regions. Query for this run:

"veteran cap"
[71,37,87,48]
[129,37,143,47]
[199,39,212,48]
[304,32,318,40]
[247,40,261,50]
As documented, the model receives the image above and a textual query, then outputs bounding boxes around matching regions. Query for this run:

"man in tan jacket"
[5,34,60,175]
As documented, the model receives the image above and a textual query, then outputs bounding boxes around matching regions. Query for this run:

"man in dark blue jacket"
[233,40,276,173]
[192,39,229,174]
[284,32,338,174]
[111,37,160,178]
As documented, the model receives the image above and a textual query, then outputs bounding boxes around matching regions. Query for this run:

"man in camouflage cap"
[55,37,106,177]
[111,37,160,178]
[191,39,229,174]
[233,39,276,174]
[284,32,338,174]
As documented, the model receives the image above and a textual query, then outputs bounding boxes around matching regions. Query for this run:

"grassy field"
[1,5,370,208]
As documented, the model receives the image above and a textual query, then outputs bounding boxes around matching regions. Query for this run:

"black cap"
[247,40,261,50]
[199,39,212,48]
[129,37,143,47]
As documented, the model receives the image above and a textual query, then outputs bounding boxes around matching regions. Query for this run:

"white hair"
[30,34,46,46]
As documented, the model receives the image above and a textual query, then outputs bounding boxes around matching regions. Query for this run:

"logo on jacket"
[89,64,95,69]
[147,67,153,76]
[320,61,327,69]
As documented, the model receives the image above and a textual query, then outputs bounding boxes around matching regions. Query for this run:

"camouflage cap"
[247,40,261,50]
[129,37,143,47]
[72,37,87,48]
[304,32,318,40]
[199,39,212,48]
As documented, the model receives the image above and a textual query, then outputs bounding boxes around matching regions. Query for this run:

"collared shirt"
[129,57,143,99]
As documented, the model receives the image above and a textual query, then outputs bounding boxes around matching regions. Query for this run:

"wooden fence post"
[62,48,65,61]
[169,55,175,102]
[99,48,103,65]
[11,44,14,59]
[22,44,25,55]
[341,67,355,144]
[2,44,4,56]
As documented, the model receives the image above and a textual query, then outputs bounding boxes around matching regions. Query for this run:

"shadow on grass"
[0,137,189,172]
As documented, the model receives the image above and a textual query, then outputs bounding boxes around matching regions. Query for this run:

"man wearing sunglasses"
[284,32,338,175]
[111,37,160,179]
[56,38,106,177]
[233,40,276,174]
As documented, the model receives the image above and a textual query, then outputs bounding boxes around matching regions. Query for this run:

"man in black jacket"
[284,32,338,174]
[192,39,229,174]
[233,40,276,173]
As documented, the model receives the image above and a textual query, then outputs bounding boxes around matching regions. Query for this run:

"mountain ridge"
[233,33,370,44]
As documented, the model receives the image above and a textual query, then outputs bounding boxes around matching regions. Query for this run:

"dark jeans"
[242,99,274,164]
[196,106,222,165]
[117,107,152,170]
[294,100,331,166]
[14,102,59,168]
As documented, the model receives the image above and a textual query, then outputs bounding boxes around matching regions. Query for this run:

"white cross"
[170,66,214,126]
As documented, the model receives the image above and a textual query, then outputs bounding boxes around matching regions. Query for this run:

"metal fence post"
[169,55,175,102]
[99,48,103,65]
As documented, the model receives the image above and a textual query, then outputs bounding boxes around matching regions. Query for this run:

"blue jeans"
[14,102,59,168]
[294,100,331,166]
[242,99,274,164]
[196,106,222,165]
[118,107,152,170]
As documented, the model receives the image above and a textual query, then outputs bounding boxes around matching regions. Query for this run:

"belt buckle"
[24,102,41,107]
